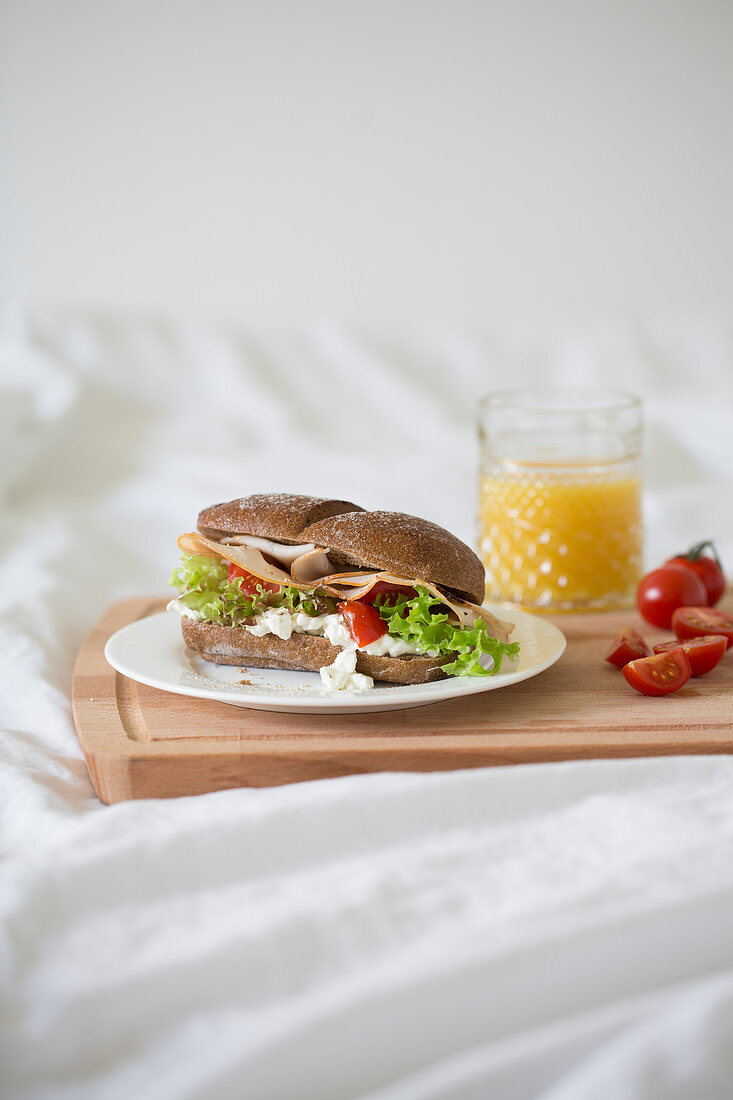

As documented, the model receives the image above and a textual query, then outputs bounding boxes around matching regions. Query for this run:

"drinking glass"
[478,388,643,611]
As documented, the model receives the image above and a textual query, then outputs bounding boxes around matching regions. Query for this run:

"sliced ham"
[290,548,338,583]
[177,532,297,587]
[201,532,347,587]
[322,572,415,600]
[176,531,222,557]
[217,534,317,566]
[453,599,513,642]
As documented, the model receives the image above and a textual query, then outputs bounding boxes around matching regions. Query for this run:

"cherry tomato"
[666,540,725,607]
[671,607,733,649]
[653,634,728,677]
[605,627,652,669]
[636,565,708,629]
[360,581,417,605]
[622,648,691,696]
[227,562,281,595]
[337,600,388,647]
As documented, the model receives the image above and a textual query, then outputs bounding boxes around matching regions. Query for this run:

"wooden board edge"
[79,739,733,803]
[72,596,166,802]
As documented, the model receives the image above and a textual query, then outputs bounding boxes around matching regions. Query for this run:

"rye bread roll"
[177,493,495,684]
[181,619,451,684]
[301,510,485,605]
[198,493,364,542]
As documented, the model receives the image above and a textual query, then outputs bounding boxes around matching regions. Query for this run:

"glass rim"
[478,387,641,415]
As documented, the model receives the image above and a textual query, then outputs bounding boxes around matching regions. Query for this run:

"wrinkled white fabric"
[1,310,733,1100]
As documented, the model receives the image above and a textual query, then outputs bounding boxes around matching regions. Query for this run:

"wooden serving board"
[73,596,733,804]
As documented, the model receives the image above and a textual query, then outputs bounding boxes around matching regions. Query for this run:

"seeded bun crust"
[198,493,365,543]
[181,619,451,685]
[301,510,485,604]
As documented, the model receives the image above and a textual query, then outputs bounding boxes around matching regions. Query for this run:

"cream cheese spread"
[245,608,431,657]
[243,607,436,692]
[166,598,203,621]
[319,650,374,692]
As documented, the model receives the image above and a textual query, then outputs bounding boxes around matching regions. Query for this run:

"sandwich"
[168,493,518,691]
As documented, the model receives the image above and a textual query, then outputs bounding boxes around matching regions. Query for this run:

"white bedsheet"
[1,310,733,1099]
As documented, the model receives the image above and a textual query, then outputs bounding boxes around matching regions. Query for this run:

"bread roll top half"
[302,510,485,605]
[198,493,364,542]
[196,494,485,605]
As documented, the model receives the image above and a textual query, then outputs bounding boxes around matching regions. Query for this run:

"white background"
[2,0,732,327]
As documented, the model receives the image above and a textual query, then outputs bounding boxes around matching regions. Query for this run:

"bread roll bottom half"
[181,619,451,685]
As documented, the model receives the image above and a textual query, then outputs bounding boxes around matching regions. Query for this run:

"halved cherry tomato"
[360,581,418,605]
[605,627,652,669]
[622,648,691,696]
[671,607,733,649]
[636,565,707,629]
[337,600,388,647]
[653,635,728,677]
[228,562,281,595]
[666,541,725,607]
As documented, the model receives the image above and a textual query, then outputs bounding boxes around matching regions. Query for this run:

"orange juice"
[479,463,642,611]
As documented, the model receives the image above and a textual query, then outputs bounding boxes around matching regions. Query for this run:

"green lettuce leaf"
[374,587,519,677]
[168,554,227,620]
[168,554,228,595]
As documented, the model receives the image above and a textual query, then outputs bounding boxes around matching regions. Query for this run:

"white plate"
[104,607,566,714]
